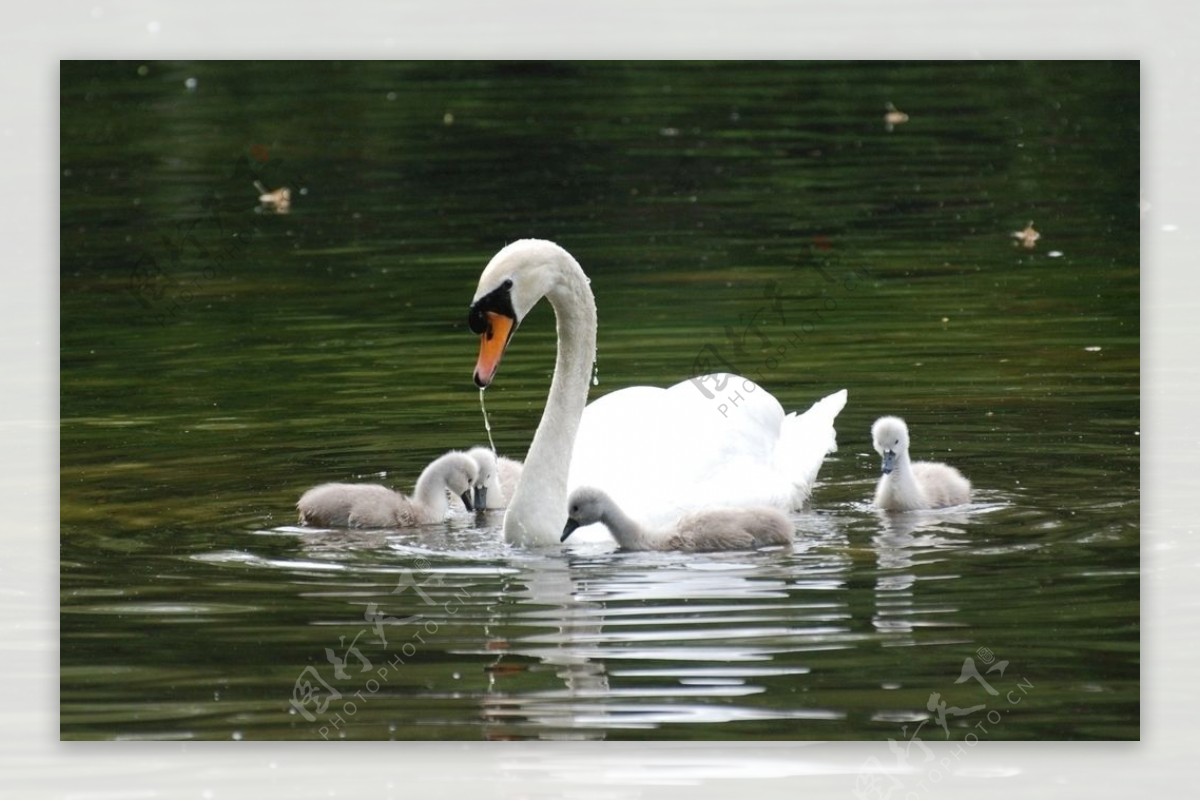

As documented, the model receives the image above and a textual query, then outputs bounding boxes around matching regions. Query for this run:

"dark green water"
[60,61,1139,742]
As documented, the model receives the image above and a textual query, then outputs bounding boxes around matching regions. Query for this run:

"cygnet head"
[466,446,498,509]
[561,486,612,541]
[427,452,480,511]
[871,416,911,475]
[467,239,579,388]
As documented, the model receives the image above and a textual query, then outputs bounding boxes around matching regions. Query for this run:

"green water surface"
[60,61,1139,742]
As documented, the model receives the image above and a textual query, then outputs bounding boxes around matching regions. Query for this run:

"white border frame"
[6,2,1192,797]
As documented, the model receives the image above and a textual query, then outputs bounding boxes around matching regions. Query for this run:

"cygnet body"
[871,416,971,511]
[297,451,478,528]
[561,486,794,552]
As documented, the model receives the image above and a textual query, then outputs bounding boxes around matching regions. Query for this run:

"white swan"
[296,451,478,528]
[467,238,848,546]
[871,416,971,511]
[561,486,794,552]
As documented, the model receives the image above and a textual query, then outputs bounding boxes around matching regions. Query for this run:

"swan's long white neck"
[504,254,596,546]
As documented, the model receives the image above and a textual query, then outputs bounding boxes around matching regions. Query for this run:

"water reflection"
[169,470,1106,743]
[231,512,867,738]
[481,546,852,738]
[476,555,607,739]
[185,485,1056,739]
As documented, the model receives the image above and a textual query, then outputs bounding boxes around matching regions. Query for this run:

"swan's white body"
[871,416,971,511]
[297,451,478,528]
[563,486,794,552]
[571,378,846,533]
[468,239,847,547]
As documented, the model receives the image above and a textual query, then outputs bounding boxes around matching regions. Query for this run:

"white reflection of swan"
[869,507,975,636]
[480,554,610,740]
[479,545,851,739]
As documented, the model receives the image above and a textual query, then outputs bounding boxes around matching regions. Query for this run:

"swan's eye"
[469,278,518,334]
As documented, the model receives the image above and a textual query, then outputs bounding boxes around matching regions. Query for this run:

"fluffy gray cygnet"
[297,451,478,528]
[461,446,524,510]
[871,416,971,511]
[561,486,794,552]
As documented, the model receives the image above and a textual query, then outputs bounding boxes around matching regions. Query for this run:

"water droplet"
[479,388,496,453]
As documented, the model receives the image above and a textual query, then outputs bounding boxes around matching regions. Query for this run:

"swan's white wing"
[656,376,796,518]
[664,375,784,466]
[568,385,691,536]
[566,375,845,536]
[774,388,849,504]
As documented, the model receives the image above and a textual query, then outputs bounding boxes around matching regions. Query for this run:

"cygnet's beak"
[881,451,896,475]
[473,484,488,510]
[561,518,582,542]
[460,490,474,512]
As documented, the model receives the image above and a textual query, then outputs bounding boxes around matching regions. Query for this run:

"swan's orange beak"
[474,311,515,388]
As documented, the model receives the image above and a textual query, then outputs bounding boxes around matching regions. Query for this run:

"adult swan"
[468,239,847,547]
